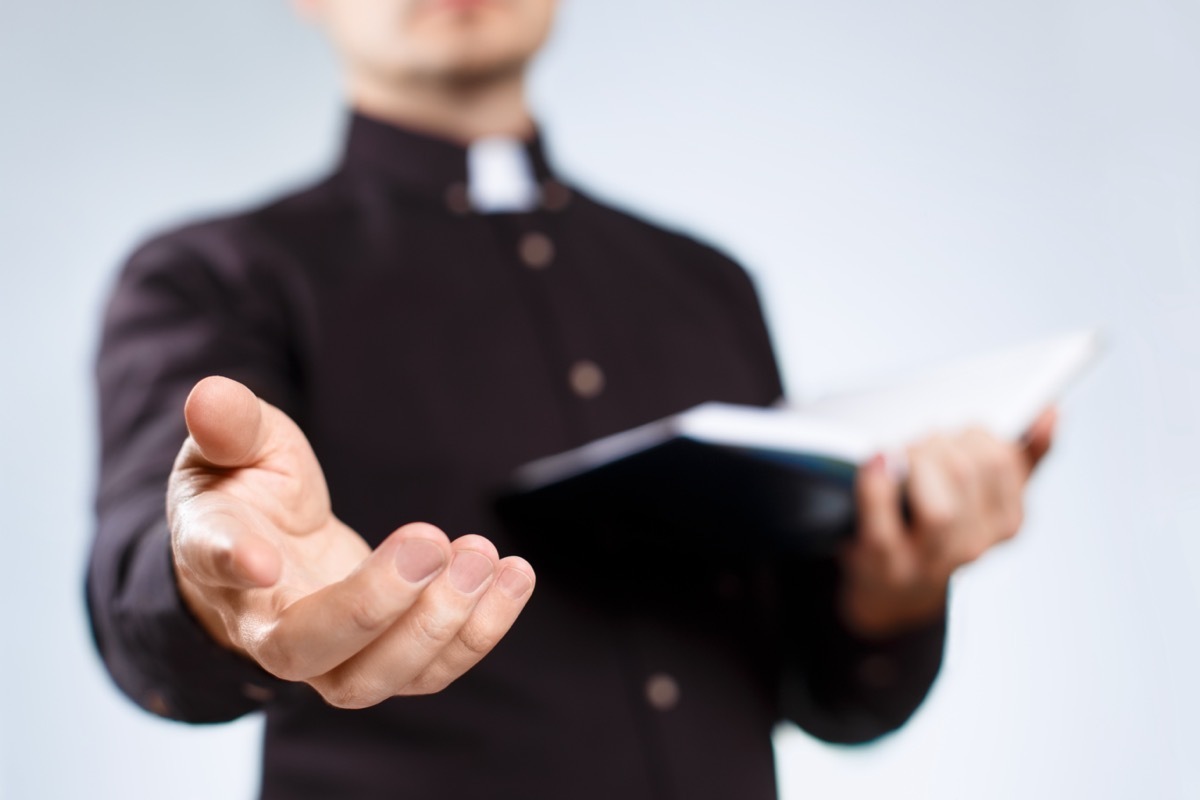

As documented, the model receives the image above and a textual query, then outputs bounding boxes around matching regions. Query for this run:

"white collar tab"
[466,137,540,214]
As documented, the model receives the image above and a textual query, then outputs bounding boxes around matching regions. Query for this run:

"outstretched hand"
[839,408,1057,637]
[168,377,535,708]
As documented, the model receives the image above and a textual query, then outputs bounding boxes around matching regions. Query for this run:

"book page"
[798,329,1102,451]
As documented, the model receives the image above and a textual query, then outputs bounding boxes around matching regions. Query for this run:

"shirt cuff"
[779,604,947,744]
[105,518,288,722]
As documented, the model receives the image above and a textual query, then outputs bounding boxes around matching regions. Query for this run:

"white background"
[2,1,1198,797]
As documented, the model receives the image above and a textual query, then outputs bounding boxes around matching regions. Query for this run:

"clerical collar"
[466,137,539,213]
[339,111,570,215]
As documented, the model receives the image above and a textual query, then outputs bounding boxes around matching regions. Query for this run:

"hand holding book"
[496,331,1097,627]
[838,406,1056,637]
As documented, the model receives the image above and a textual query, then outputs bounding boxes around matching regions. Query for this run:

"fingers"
[843,454,943,635]
[842,425,1039,636]
[403,555,535,695]
[175,376,331,531]
[906,429,1026,566]
[852,454,913,583]
[308,536,536,709]
[183,376,270,468]
[907,413,1051,547]
[906,436,961,529]
[251,523,452,682]
[890,434,987,581]
[173,509,534,710]
[962,428,1024,542]
[227,521,535,709]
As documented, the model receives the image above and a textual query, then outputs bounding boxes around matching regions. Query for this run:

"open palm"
[168,377,535,708]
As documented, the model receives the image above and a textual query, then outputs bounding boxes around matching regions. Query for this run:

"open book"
[496,330,1102,553]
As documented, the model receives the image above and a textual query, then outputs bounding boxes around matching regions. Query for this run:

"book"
[495,330,1103,555]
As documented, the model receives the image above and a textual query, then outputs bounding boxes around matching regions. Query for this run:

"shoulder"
[121,172,353,282]
[104,174,356,337]
[570,187,766,305]
[567,186,783,402]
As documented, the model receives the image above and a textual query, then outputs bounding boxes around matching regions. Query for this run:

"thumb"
[184,376,269,468]
[1020,405,1058,476]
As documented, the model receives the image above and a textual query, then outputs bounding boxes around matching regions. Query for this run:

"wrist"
[174,562,242,654]
[838,579,948,639]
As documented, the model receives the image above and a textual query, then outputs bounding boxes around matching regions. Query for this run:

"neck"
[348,68,534,145]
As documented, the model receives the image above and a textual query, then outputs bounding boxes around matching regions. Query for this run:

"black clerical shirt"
[90,113,946,800]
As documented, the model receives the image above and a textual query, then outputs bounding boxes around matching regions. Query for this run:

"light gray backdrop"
[2,1,1198,798]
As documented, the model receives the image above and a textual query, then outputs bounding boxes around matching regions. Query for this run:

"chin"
[411,29,537,82]
[407,57,523,89]
[344,0,552,86]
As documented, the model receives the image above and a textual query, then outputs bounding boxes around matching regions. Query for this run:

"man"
[89,1,1055,798]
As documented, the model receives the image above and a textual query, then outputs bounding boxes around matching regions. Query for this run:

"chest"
[292,205,766,539]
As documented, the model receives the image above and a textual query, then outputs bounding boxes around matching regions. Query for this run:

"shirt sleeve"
[770,557,946,744]
[88,232,299,722]
[708,249,947,743]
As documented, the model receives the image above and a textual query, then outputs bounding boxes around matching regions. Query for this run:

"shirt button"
[145,689,172,717]
[568,359,605,399]
[519,231,555,269]
[242,683,275,703]
[645,673,681,711]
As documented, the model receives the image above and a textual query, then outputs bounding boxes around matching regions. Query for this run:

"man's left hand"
[838,408,1058,637]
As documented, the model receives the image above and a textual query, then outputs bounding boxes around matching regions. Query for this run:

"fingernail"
[866,454,886,474]
[394,538,446,584]
[449,550,494,594]
[497,568,533,600]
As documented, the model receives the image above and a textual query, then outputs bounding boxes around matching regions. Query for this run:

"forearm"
[89,233,295,721]
[88,493,281,722]
[779,610,945,744]
[772,558,946,744]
